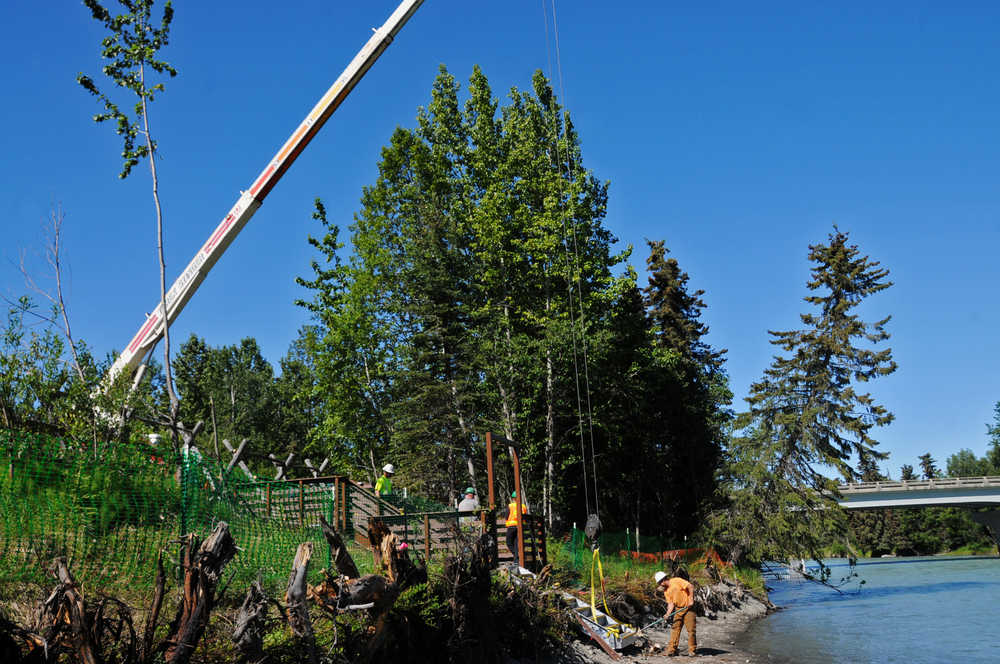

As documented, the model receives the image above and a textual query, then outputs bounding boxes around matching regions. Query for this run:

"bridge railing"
[840,476,1000,492]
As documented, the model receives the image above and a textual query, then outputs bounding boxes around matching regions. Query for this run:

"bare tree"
[17,203,86,385]
[78,0,181,428]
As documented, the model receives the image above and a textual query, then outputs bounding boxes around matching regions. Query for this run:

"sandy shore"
[531,584,773,664]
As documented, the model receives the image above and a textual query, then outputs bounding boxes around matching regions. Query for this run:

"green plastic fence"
[0,429,369,595]
[562,526,686,572]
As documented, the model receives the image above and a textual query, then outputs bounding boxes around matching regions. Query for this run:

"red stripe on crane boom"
[104,0,425,389]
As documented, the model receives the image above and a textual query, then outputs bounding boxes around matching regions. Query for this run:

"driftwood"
[164,522,237,664]
[320,515,360,579]
[232,579,269,663]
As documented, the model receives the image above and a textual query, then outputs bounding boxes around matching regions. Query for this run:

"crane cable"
[541,2,630,637]
[541,0,600,518]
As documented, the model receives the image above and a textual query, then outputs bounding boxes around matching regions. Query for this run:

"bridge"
[837,476,1000,546]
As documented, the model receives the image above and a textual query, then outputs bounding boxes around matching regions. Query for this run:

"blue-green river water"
[736,556,1000,663]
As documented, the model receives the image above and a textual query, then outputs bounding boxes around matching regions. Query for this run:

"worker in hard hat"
[457,486,480,526]
[375,464,394,497]
[655,568,697,657]
[505,491,527,558]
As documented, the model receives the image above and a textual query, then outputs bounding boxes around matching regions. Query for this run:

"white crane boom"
[106,0,424,389]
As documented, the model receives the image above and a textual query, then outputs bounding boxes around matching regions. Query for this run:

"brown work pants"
[667,606,696,655]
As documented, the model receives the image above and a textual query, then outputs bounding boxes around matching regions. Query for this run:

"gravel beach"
[530,583,773,664]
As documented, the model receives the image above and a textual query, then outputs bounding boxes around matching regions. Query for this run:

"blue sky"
[2,1,999,475]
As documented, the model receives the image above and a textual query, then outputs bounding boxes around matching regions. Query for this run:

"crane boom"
[106,0,424,388]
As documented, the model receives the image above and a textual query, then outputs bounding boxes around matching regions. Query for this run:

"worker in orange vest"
[655,568,697,657]
[505,491,527,559]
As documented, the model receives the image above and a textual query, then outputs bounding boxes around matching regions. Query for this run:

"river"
[736,555,1000,663]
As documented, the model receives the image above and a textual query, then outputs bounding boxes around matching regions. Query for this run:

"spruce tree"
[715,227,896,569]
[642,240,731,535]
[918,453,938,479]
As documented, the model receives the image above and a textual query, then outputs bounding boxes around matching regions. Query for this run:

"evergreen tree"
[918,453,938,479]
[298,66,633,524]
[641,240,731,535]
[713,227,896,569]
[986,402,1000,472]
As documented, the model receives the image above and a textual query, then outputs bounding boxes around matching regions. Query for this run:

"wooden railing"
[496,513,546,572]
[370,509,498,565]
[369,508,547,572]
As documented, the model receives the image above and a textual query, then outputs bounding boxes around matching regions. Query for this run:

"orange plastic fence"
[618,547,731,567]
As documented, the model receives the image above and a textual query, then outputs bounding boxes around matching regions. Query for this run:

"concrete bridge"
[837,476,1000,546]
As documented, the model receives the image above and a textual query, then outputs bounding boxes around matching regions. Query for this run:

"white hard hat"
[383,464,395,474]
[654,571,668,584]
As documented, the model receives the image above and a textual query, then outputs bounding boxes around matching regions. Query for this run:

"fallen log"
[164,522,237,664]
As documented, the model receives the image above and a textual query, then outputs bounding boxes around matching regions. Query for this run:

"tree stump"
[37,557,100,664]
[286,542,319,664]
[320,514,360,579]
[233,579,269,662]
[164,522,237,664]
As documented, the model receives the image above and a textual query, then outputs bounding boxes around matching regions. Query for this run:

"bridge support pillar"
[970,510,1000,553]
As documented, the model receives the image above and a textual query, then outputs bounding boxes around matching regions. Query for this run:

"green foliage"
[77,0,176,178]
[918,452,938,479]
[985,401,1000,473]
[172,333,321,470]
[946,448,993,477]
[296,65,728,538]
[711,227,896,570]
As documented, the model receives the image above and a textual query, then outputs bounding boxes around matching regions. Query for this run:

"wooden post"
[512,446,525,570]
[539,516,547,566]
[424,514,431,563]
[342,478,348,531]
[266,483,272,517]
[299,479,305,527]
[486,432,496,509]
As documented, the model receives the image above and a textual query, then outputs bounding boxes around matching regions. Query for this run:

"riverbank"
[527,582,772,664]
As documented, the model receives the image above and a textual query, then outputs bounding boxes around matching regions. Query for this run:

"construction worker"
[655,568,697,657]
[375,464,394,497]
[457,487,480,525]
[505,491,526,558]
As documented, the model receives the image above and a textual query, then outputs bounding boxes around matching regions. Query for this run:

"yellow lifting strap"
[589,547,631,636]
